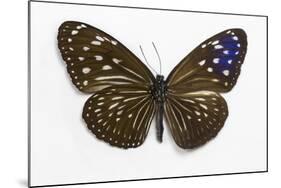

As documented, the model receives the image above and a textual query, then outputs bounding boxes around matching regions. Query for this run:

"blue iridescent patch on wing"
[211,33,242,77]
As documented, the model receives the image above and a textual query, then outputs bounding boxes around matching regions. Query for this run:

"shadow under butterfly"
[57,21,247,149]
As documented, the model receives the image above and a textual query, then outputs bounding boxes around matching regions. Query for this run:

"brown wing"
[57,21,155,93]
[167,29,247,93]
[164,29,247,149]
[164,91,228,149]
[57,21,157,148]
[83,86,156,149]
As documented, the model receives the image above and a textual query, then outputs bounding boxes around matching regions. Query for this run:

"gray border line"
[28,0,268,187]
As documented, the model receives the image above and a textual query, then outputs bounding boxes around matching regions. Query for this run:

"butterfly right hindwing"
[83,86,156,148]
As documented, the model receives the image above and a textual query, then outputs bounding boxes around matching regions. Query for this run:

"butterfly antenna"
[139,45,158,75]
[152,42,162,75]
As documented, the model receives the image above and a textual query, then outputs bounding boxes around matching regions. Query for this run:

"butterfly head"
[156,75,164,83]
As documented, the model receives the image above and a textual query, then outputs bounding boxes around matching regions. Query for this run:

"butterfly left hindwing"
[167,29,247,93]
[164,91,228,148]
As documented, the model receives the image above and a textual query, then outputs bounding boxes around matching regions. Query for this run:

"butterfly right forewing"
[57,21,155,93]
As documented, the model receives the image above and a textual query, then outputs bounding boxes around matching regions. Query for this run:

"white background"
[1,0,279,188]
[29,1,267,186]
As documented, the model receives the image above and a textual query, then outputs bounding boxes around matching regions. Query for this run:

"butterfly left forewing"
[167,29,247,93]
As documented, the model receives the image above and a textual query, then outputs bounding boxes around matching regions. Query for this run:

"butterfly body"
[58,21,247,149]
[152,75,166,142]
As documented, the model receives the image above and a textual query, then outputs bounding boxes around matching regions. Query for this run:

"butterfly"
[57,21,247,149]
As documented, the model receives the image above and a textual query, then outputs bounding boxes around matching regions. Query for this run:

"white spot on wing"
[94,109,101,113]
[200,103,208,110]
[82,67,91,74]
[198,60,206,66]
[213,58,219,64]
[83,80,88,86]
[112,96,123,100]
[223,50,229,54]
[96,36,105,41]
[207,67,213,72]
[95,55,103,61]
[109,102,119,110]
[91,41,101,45]
[212,40,219,45]
[214,45,223,49]
[232,36,238,41]
[212,79,219,82]
[78,57,85,61]
[103,37,110,41]
[112,58,122,64]
[223,70,229,76]
[83,46,90,51]
[102,65,112,70]
[71,30,78,35]
[111,40,118,45]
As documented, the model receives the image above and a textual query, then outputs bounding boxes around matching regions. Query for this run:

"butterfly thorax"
[151,75,166,143]
[152,75,166,103]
